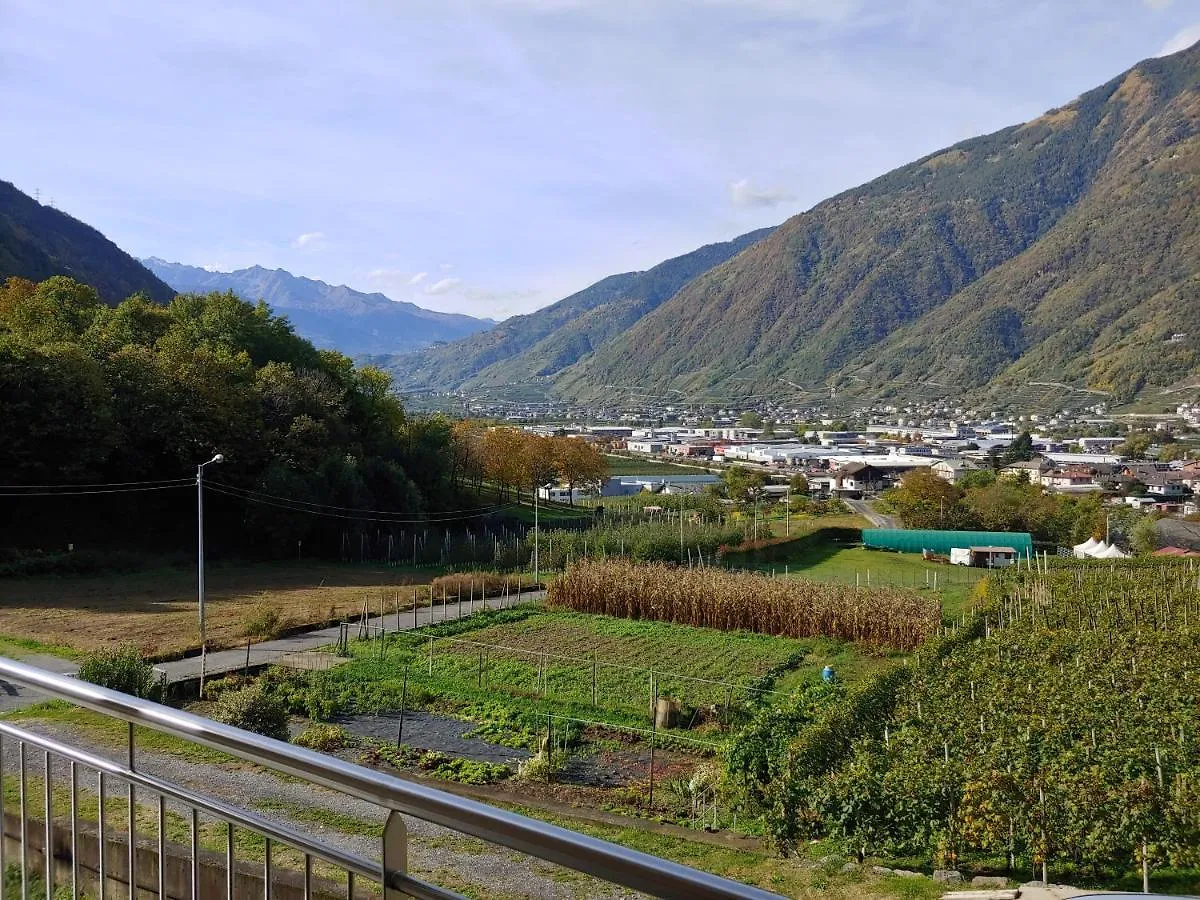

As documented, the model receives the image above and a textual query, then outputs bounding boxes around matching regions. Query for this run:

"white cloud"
[425,277,463,294]
[729,177,795,209]
[1157,22,1200,56]
[291,231,325,248]
[408,271,428,285]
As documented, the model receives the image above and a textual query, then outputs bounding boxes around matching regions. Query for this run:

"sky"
[2,1,1199,320]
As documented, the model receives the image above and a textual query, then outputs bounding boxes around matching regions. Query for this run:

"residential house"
[834,462,891,494]
[1000,458,1050,482]
[1040,465,1104,493]
[931,458,977,484]
[1143,473,1189,500]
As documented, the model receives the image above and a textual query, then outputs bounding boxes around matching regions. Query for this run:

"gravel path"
[844,498,899,529]
[0,715,636,899]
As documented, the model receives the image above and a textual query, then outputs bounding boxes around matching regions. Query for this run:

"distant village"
[505,400,1200,550]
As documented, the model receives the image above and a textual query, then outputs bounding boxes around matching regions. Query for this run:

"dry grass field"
[0,561,437,658]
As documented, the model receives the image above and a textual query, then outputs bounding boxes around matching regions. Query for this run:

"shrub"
[293,723,352,752]
[77,646,159,699]
[213,683,289,740]
[200,673,250,701]
[517,750,566,783]
[241,603,285,640]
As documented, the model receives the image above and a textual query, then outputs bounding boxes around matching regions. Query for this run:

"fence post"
[396,665,408,746]
[648,718,656,811]
[244,637,251,675]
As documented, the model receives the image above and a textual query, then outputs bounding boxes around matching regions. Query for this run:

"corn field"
[547,559,941,650]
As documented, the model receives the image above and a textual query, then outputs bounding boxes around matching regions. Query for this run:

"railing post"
[382,811,408,899]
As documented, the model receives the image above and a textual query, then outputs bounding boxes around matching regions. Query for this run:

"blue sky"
[2,1,1198,319]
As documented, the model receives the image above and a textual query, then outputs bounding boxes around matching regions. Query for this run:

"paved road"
[158,589,546,684]
[845,498,900,529]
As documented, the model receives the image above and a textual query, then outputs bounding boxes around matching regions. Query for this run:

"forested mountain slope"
[144,259,491,356]
[0,181,173,304]
[380,227,773,391]
[557,41,1200,404]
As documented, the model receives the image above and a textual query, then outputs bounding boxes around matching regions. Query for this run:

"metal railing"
[0,656,780,899]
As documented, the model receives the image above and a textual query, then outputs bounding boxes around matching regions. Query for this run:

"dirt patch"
[0,562,437,658]
[334,710,532,766]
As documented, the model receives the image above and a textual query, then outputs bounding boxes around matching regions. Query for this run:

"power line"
[208,482,514,520]
[0,480,189,494]
[207,480,507,517]
[204,484,517,524]
[0,483,190,497]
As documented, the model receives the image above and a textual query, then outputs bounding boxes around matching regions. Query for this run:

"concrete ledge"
[3,810,353,899]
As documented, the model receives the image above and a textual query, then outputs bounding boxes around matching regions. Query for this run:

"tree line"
[883,468,1151,548]
[448,423,608,504]
[0,276,472,558]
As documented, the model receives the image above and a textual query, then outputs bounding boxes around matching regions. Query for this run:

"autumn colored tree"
[552,436,608,504]
[884,469,966,529]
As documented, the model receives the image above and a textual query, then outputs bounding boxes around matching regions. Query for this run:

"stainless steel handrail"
[0,656,782,899]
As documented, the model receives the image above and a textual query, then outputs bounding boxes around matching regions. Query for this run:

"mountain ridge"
[553,40,1200,405]
[0,181,173,304]
[143,259,493,356]
[378,226,774,391]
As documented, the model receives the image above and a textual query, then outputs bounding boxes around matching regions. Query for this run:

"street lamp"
[197,453,224,695]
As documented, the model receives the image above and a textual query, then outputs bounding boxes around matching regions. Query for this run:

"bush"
[241,603,285,640]
[77,646,159,699]
[200,673,251,701]
[213,683,289,740]
[517,750,566,783]
[293,723,352,752]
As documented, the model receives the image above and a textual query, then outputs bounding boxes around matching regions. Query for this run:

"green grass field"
[735,544,983,618]
[603,454,711,476]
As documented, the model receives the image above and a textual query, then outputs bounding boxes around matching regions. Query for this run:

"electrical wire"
[0,477,192,490]
[203,483,516,523]
[207,480,513,519]
[0,483,191,497]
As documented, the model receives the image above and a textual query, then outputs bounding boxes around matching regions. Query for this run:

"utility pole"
[197,453,224,696]
[679,493,685,562]
[786,484,791,538]
[533,482,540,586]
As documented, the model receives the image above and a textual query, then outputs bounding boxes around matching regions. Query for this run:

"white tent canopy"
[1094,542,1130,559]
[1073,537,1100,559]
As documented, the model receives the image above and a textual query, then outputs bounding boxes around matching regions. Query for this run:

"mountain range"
[141,260,493,356]
[556,40,1200,406]
[374,227,774,392]
[383,40,1200,407]
[4,40,1198,406]
[0,180,173,304]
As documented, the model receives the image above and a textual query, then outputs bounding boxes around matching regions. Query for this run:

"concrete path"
[158,589,545,684]
[0,652,79,713]
[845,497,900,529]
